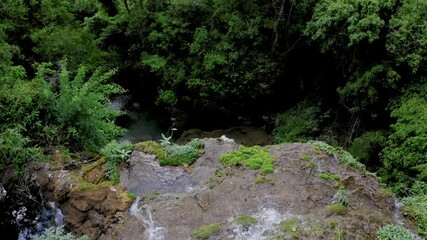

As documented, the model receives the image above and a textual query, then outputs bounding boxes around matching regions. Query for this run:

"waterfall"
[129,197,166,240]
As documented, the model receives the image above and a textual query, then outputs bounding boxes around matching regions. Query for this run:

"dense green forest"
[0,0,426,235]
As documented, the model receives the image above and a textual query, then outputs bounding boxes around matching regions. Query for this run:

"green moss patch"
[141,192,159,201]
[134,141,167,160]
[190,223,220,239]
[280,218,301,239]
[220,146,274,175]
[318,173,341,180]
[255,175,275,185]
[328,203,347,215]
[235,214,257,228]
[127,192,137,201]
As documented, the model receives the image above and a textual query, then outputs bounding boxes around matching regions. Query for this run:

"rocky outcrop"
[27,160,133,239]
[103,139,410,239]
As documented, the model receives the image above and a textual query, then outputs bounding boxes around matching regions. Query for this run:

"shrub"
[52,62,125,151]
[274,101,320,143]
[402,194,427,237]
[34,226,90,240]
[160,144,199,166]
[100,140,132,183]
[381,94,427,195]
[377,224,414,240]
[0,127,44,173]
[159,138,204,166]
[332,189,350,206]
[350,131,386,171]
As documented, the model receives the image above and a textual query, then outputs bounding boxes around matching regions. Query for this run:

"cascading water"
[17,202,65,239]
[129,197,166,240]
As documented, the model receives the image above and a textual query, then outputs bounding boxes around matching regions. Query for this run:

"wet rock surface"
[103,139,408,240]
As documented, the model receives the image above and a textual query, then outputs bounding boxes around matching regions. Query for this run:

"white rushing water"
[130,197,166,240]
[17,201,65,240]
[230,207,303,240]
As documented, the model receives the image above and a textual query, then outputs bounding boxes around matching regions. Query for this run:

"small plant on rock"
[160,138,205,166]
[235,214,257,228]
[377,224,414,240]
[100,140,132,183]
[190,223,221,239]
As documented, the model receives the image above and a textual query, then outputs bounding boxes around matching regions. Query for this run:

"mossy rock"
[235,214,257,228]
[328,203,347,215]
[133,141,167,160]
[190,223,220,239]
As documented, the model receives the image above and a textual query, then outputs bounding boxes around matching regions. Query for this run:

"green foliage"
[402,194,427,236]
[159,133,173,147]
[381,93,427,194]
[117,0,280,112]
[134,141,167,160]
[160,138,204,166]
[377,224,415,240]
[0,127,44,173]
[281,218,301,239]
[328,203,347,215]
[319,173,341,181]
[274,101,320,143]
[100,140,132,183]
[338,63,400,113]
[51,61,125,151]
[386,0,427,73]
[332,189,350,206]
[127,192,137,201]
[220,146,274,175]
[305,0,395,51]
[31,25,108,70]
[300,153,311,161]
[34,226,90,240]
[190,223,220,239]
[310,141,367,173]
[350,131,386,170]
[255,175,275,185]
[161,144,199,166]
[235,214,257,228]
[187,138,205,149]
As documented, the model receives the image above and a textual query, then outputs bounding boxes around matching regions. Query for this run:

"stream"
[111,95,169,144]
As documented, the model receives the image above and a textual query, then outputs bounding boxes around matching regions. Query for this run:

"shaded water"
[111,95,169,144]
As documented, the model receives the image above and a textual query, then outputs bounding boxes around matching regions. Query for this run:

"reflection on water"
[111,95,169,144]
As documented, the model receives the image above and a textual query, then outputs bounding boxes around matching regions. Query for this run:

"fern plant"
[54,61,125,151]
